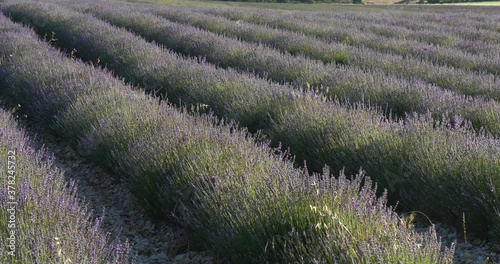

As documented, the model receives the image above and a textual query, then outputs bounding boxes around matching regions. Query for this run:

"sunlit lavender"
[0,0,498,263]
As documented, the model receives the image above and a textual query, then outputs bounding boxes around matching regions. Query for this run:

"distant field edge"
[113,0,500,9]
[440,1,500,5]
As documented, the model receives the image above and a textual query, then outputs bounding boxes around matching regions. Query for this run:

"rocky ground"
[2,99,498,264]
[423,223,499,263]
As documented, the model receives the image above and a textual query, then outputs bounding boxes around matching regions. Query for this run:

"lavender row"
[263,10,500,72]
[150,8,351,65]
[0,5,453,263]
[297,13,500,59]
[296,13,500,57]
[210,8,500,71]
[300,10,500,44]
[310,9,500,43]
[0,94,130,263]
[74,4,500,138]
[7,1,500,241]
[219,7,500,46]
[188,5,500,56]
[204,8,500,75]
[147,6,500,102]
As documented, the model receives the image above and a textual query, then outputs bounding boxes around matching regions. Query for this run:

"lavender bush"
[73,4,500,138]
[5,2,301,133]
[292,11,500,56]
[310,11,500,47]
[149,7,500,102]
[0,108,130,263]
[5,1,500,241]
[0,9,454,263]
[144,7,351,65]
[204,7,500,75]
[270,99,500,239]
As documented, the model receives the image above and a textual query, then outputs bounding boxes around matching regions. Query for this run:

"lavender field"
[0,0,499,263]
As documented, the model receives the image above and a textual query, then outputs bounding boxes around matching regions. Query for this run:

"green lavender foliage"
[0,108,130,263]
[80,4,500,138]
[5,1,499,241]
[204,7,500,75]
[0,8,454,263]
[150,7,500,102]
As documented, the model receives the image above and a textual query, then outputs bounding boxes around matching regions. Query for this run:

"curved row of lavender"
[202,7,500,75]
[146,6,500,102]
[5,1,500,242]
[315,18,499,56]
[64,3,500,137]
[0,114,129,263]
[296,15,500,67]
[309,10,500,46]
[0,74,130,264]
[0,8,454,263]
[288,10,500,55]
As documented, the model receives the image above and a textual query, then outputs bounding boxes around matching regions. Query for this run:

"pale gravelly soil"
[417,223,500,263]
[1,99,498,264]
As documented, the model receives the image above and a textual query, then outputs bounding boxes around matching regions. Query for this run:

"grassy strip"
[76,4,500,137]
[204,7,500,76]
[6,1,500,240]
[149,6,500,102]
[0,89,130,263]
[0,8,454,263]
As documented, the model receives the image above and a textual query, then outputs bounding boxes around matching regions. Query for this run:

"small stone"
[150,252,168,260]
[174,253,189,262]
